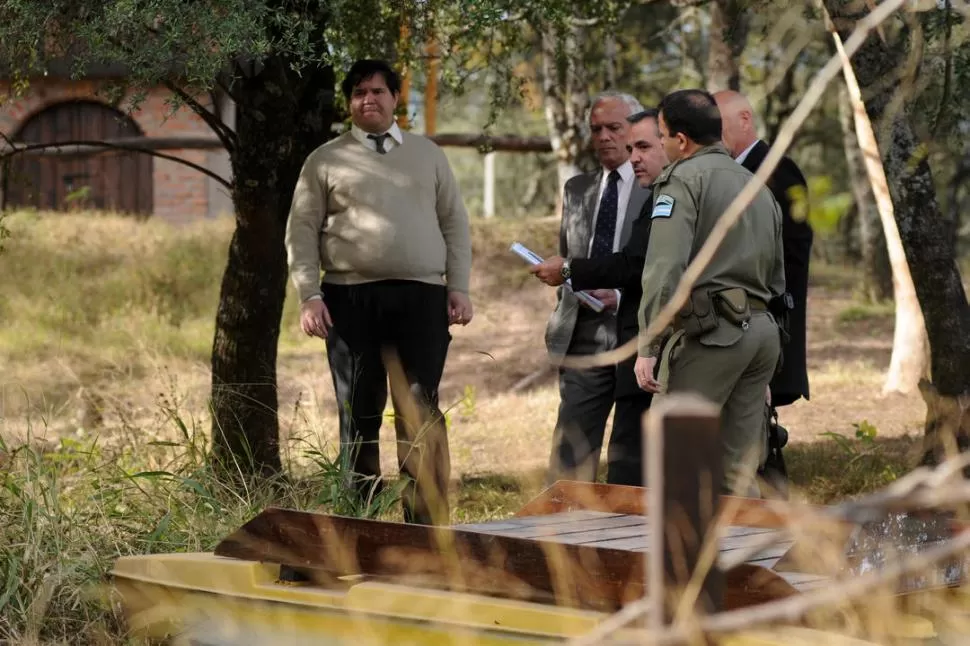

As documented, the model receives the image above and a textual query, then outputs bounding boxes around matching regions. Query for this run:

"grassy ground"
[0,209,930,482]
[0,209,949,643]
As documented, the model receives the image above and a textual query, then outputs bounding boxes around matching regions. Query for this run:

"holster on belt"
[715,287,753,326]
[676,287,755,335]
[675,289,718,337]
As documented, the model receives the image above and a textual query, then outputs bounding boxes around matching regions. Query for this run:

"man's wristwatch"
[561,258,572,281]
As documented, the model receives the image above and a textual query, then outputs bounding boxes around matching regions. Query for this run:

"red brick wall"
[0,78,231,223]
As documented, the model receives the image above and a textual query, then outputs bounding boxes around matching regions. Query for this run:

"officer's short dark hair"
[341,59,402,100]
[627,108,659,124]
[657,89,722,146]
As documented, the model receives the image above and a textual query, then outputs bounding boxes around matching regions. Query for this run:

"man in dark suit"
[540,91,652,485]
[531,109,669,486]
[714,90,812,494]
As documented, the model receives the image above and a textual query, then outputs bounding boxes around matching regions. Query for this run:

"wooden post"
[425,39,439,135]
[483,151,496,218]
[397,23,411,130]
[645,392,725,631]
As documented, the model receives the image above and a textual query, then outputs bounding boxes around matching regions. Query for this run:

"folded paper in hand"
[510,242,605,313]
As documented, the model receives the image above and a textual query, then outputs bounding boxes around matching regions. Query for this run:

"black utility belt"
[675,287,765,337]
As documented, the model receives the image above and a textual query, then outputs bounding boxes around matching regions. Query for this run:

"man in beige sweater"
[285,58,473,525]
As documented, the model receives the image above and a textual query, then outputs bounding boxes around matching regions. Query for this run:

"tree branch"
[1,139,232,191]
[559,0,909,372]
[99,27,237,153]
[162,80,237,153]
[214,72,244,110]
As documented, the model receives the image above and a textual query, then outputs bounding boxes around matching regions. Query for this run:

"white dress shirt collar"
[734,139,760,164]
[351,121,404,152]
[588,159,636,256]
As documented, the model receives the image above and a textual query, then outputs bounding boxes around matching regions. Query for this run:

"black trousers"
[323,280,452,525]
[609,349,653,487]
[548,314,652,487]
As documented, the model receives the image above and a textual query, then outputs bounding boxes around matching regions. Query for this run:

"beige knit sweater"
[285,131,472,303]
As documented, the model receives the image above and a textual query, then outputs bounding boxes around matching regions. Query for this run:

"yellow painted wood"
[110,552,949,646]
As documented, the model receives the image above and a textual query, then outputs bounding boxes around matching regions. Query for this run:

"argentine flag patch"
[651,194,675,218]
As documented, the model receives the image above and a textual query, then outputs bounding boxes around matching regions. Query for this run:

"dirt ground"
[0,215,929,482]
[275,253,928,481]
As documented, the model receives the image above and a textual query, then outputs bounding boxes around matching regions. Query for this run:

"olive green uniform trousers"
[663,311,780,496]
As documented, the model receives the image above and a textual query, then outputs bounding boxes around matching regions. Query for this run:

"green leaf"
[853,420,879,442]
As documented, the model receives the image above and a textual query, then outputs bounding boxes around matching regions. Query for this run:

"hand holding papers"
[511,242,606,313]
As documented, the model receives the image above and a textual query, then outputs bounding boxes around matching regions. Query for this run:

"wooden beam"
[425,39,440,135]
[1,136,226,158]
[214,507,644,612]
[1,133,553,157]
[397,23,411,130]
[10,132,551,154]
[428,133,552,152]
[514,481,831,529]
[212,507,796,613]
[645,392,724,625]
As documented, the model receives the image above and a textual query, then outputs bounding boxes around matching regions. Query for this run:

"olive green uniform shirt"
[638,143,786,357]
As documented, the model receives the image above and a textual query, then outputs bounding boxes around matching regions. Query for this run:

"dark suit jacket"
[544,168,650,361]
[741,140,812,405]
[569,191,653,399]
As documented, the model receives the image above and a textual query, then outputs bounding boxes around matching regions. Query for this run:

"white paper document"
[510,242,606,313]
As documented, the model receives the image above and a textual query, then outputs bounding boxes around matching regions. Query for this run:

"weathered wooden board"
[514,480,832,529]
[214,506,647,611]
[213,507,802,610]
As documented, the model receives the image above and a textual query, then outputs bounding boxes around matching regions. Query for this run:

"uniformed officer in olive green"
[633,89,786,497]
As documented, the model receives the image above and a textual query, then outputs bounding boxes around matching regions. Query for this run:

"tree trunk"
[838,201,861,262]
[823,1,970,465]
[836,82,892,302]
[705,0,750,92]
[830,23,928,396]
[763,63,796,145]
[538,24,594,197]
[209,57,336,479]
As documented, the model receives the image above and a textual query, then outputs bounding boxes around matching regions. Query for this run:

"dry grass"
[0,209,933,498]
[0,210,964,646]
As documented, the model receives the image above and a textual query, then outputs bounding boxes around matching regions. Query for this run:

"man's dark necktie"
[367,132,390,154]
[590,169,620,257]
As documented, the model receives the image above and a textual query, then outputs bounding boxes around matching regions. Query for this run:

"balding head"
[713,90,758,158]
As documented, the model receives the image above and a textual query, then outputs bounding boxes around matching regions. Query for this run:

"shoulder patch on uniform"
[651,194,675,219]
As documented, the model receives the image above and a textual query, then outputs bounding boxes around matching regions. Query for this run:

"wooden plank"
[214,507,646,612]
[455,521,530,532]
[582,536,650,551]
[776,572,831,589]
[213,507,801,613]
[499,510,624,526]
[470,514,648,540]
[523,524,650,546]
[515,480,834,530]
[718,530,789,552]
[645,393,725,623]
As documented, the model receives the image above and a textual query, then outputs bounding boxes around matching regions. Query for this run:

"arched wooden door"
[4,100,153,215]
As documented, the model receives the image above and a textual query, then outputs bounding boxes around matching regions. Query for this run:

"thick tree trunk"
[209,58,336,479]
[705,0,750,92]
[836,82,892,302]
[824,1,970,465]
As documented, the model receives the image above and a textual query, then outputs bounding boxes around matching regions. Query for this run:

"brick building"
[0,63,233,223]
